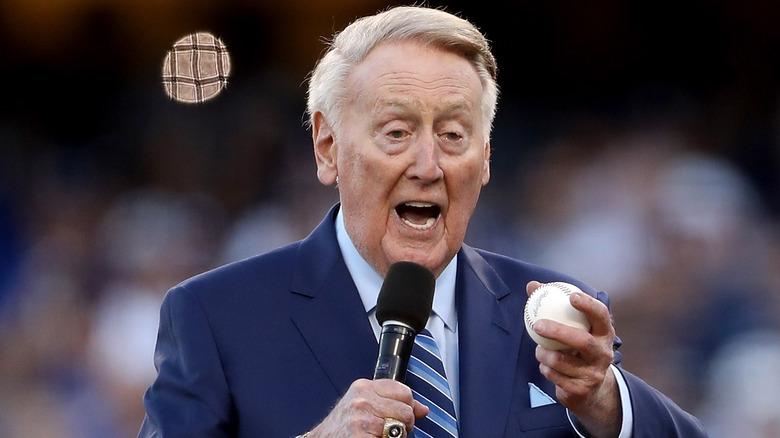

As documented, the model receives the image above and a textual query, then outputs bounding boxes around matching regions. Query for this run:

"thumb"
[413,400,430,419]
[526,280,543,297]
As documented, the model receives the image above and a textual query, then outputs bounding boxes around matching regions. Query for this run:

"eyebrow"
[371,97,475,117]
[372,98,415,112]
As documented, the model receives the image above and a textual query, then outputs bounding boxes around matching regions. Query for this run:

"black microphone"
[373,261,436,382]
[373,262,435,438]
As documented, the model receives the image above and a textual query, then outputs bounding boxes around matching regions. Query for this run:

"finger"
[532,319,592,351]
[538,354,619,413]
[390,403,416,434]
[535,344,586,376]
[533,319,613,366]
[373,379,415,405]
[376,398,421,436]
[365,415,389,436]
[347,380,417,430]
[367,380,419,425]
[538,359,578,393]
[538,361,590,405]
[569,292,613,337]
[526,280,543,296]
[402,400,430,434]
[391,400,430,436]
[536,344,611,388]
[537,353,602,400]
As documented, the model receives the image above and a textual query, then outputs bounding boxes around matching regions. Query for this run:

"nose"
[405,134,443,183]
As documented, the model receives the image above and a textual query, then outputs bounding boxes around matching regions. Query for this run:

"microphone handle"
[373,323,416,382]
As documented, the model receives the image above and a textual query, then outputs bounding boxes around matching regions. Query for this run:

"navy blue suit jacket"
[139,205,707,437]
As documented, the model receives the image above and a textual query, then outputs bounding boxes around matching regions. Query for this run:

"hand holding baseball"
[524,282,591,350]
[525,281,621,438]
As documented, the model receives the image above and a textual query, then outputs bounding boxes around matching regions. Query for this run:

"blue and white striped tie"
[406,329,458,438]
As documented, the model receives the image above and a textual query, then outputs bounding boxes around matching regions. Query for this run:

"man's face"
[313,40,491,277]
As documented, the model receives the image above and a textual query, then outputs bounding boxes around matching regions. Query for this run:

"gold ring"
[383,418,406,438]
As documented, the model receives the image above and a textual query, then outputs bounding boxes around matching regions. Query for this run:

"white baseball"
[524,282,591,350]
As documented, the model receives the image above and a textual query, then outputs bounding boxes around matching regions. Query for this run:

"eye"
[388,129,408,139]
[376,125,412,155]
[437,125,469,155]
[442,132,463,142]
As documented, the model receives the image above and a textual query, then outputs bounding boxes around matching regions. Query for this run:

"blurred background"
[1,0,779,436]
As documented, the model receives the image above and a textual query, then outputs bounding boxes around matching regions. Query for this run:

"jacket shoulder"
[171,241,302,302]
[469,247,598,295]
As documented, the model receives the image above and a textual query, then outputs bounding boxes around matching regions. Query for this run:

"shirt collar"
[335,207,458,332]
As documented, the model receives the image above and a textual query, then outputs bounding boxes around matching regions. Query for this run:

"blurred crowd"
[2,2,780,437]
[2,78,779,437]
[0,69,340,436]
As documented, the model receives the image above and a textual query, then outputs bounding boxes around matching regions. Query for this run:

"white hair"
[306,6,499,138]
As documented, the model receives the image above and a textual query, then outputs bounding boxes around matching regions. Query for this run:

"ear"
[312,111,338,186]
[481,141,491,186]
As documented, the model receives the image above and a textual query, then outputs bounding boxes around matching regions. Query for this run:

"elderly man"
[139,6,707,438]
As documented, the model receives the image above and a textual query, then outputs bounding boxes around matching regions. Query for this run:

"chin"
[393,251,450,277]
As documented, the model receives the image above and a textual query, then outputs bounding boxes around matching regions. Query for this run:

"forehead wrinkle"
[378,72,479,116]
[369,82,477,113]
[373,70,476,94]
[348,59,483,121]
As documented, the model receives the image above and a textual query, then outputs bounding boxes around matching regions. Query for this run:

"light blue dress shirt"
[335,208,460,414]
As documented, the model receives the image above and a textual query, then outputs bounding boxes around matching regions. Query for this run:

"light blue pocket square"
[528,382,557,408]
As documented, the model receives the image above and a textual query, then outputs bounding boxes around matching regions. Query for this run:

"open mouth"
[396,202,441,230]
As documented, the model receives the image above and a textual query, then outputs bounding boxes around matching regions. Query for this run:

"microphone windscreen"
[376,261,435,332]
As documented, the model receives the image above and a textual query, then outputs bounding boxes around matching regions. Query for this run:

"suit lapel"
[289,206,378,396]
[456,245,525,438]
[284,207,537,436]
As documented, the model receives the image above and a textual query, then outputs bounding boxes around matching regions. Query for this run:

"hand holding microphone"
[301,261,435,438]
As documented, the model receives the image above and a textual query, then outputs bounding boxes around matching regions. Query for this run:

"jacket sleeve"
[138,284,236,437]
[616,367,709,437]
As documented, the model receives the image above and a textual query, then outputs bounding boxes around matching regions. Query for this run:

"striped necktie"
[406,329,459,438]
